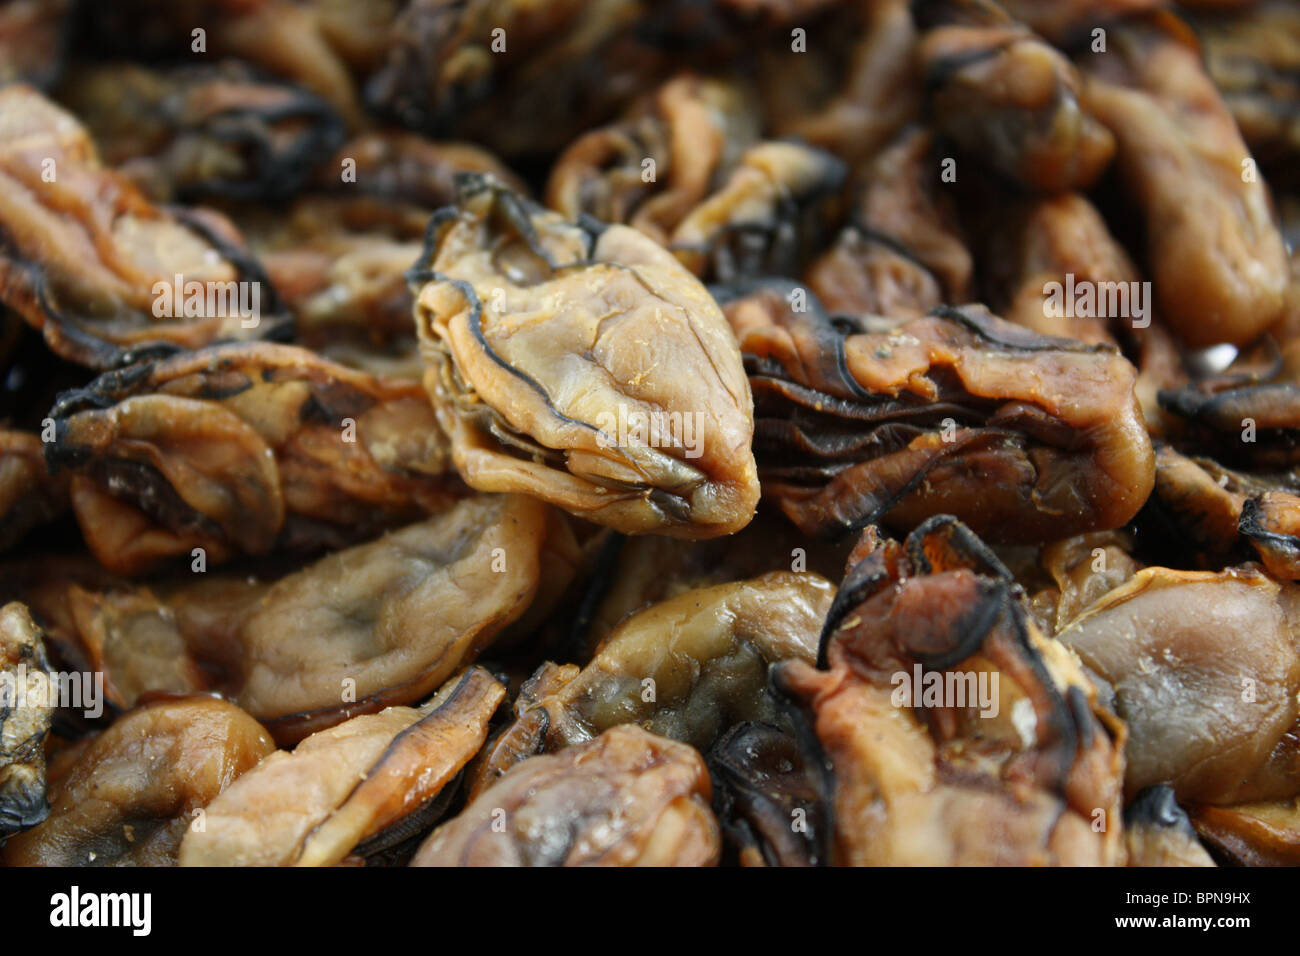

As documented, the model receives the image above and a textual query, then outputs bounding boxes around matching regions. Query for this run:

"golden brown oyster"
[47,342,461,574]
[1080,12,1289,347]
[0,602,52,837]
[412,175,759,538]
[411,725,720,867]
[47,494,566,745]
[0,695,274,866]
[0,85,289,368]
[180,667,505,866]
[805,126,971,321]
[916,0,1115,192]
[722,291,1155,543]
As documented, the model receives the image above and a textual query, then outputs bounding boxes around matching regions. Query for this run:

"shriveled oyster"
[58,61,344,202]
[1058,563,1300,804]
[412,175,759,538]
[0,85,289,368]
[47,342,461,574]
[0,695,274,866]
[48,494,565,744]
[778,516,1127,865]
[805,127,971,321]
[1080,12,1289,346]
[0,602,51,837]
[474,570,832,793]
[180,667,504,866]
[411,725,720,867]
[722,292,1155,542]
[916,0,1115,192]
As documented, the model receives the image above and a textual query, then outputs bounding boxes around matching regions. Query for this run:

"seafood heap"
[2,0,1300,867]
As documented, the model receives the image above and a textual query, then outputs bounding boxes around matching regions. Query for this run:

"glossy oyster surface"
[48,494,560,744]
[1081,13,1289,347]
[0,602,51,837]
[4,0,1300,871]
[413,176,759,538]
[1058,564,1300,804]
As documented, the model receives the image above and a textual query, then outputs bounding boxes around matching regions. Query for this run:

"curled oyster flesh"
[777,515,1127,865]
[180,666,505,866]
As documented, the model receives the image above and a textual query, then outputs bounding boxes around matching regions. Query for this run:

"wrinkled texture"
[0,85,289,368]
[1081,13,1289,346]
[805,127,971,320]
[51,494,563,744]
[57,61,345,202]
[780,516,1127,865]
[413,176,759,537]
[411,725,721,866]
[0,696,274,866]
[0,602,51,837]
[724,292,1154,542]
[180,667,504,866]
[47,342,460,573]
[918,0,1115,192]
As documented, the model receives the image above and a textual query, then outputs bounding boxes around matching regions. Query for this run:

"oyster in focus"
[412,175,760,538]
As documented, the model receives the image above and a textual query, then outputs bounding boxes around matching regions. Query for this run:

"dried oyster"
[412,175,760,538]
[180,667,504,866]
[411,724,720,867]
[1191,798,1300,865]
[58,61,345,202]
[470,570,832,796]
[0,602,51,837]
[1081,12,1289,346]
[0,695,274,866]
[917,0,1115,192]
[1058,563,1300,803]
[778,516,1127,866]
[49,494,564,744]
[723,292,1154,542]
[47,342,460,574]
[805,127,971,321]
[0,85,290,369]
[367,0,678,157]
